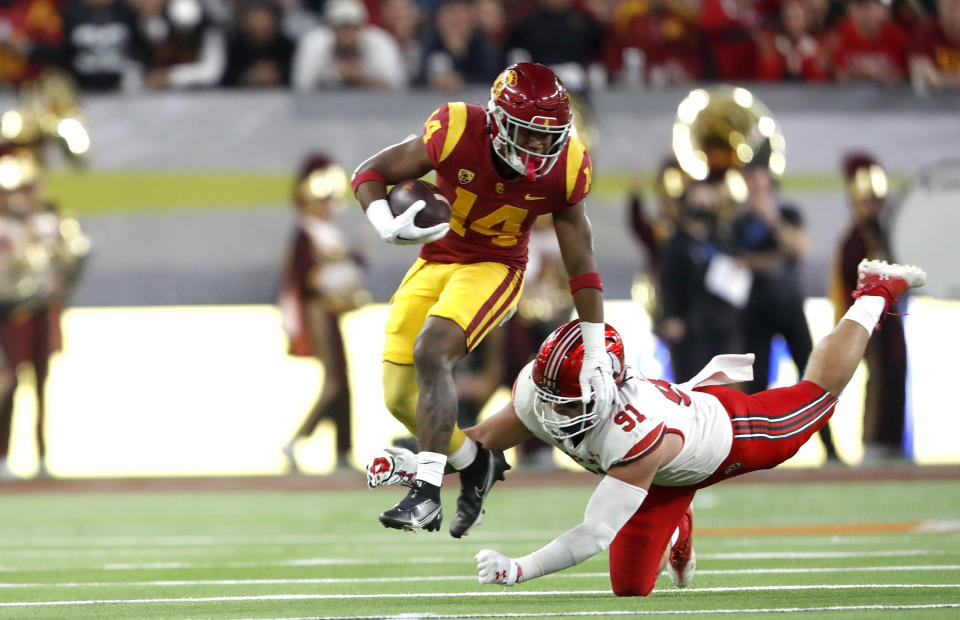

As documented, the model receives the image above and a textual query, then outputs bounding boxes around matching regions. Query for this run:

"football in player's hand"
[387,179,451,229]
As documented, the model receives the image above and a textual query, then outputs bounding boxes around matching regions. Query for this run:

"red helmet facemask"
[531,320,626,440]
[488,63,573,181]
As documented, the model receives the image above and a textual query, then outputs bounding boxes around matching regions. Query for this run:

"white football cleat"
[667,506,696,588]
[853,259,926,317]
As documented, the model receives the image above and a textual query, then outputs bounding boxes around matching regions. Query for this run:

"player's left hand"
[580,349,616,415]
[475,549,520,586]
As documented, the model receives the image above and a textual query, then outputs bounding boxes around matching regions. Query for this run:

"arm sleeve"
[168,29,227,88]
[515,476,647,582]
[292,29,336,91]
[365,30,408,89]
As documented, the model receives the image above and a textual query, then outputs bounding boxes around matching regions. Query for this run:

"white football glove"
[366,446,418,489]
[579,321,617,415]
[365,198,449,245]
[475,549,520,586]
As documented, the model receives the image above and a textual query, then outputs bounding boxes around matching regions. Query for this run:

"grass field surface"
[0,477,958,619]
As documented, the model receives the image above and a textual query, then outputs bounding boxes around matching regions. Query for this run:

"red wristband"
[351,169,387,197]
[569,272,603,293]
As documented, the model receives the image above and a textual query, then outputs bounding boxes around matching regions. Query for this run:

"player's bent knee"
[611,580,655,597]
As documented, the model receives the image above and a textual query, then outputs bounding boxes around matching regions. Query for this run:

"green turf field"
[1,478,958,619]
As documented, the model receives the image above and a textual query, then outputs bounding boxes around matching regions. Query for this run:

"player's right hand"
[475,549,520,586]
[366,446,417,488]
[366,199,449,245]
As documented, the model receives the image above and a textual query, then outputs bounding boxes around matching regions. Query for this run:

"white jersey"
[513,360,738,486]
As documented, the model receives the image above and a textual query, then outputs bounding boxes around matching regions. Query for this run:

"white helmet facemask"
[488,102,571,179]
[532,385,598,441]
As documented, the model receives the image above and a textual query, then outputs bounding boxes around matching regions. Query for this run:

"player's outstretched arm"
[475,453,660,586]
[462,400,533,452]
[553,203,617,416]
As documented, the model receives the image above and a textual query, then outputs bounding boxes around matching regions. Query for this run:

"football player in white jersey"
[367,259,925,596]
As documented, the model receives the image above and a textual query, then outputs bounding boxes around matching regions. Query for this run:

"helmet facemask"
[488,102,571,180]
[532,384,597,441]
[530,319,627,441]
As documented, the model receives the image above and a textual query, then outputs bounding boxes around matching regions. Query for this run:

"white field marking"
[0,549,952,573]
[3,538,957,562]
[708,533,960,546]
[2,524,958,553]
[1,521,957,550]
[699,550,951,560]
[0,531,561,548]
[1,585,959,608]
[3,565,960,589]
[0,557,465,573]
[216,603,960,620]
[6,519,954,549]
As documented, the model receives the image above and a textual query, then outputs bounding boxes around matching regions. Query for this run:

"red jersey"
[606,2,705,82]
[0,0,63,86]
[418,102,592,270]
[911,17,960,76]
[829,18,909,80]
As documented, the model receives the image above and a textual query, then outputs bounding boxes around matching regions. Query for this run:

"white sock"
[447,436,478,470]
[416,451,447,487]
[841,295,885,337]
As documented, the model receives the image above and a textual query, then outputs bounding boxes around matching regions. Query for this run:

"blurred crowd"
[624,84,912,463]
[0,0,957,94]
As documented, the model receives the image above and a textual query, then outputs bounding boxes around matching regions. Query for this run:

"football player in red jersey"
[374,259,925,595]
[353,62,616,536]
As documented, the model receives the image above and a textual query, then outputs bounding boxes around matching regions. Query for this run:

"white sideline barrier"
[5,298,957,478]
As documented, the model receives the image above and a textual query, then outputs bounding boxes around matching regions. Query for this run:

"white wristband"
[365,199,393,236]
[580,321,605,357]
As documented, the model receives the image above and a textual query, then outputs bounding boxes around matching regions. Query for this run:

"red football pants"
[608,380,837,596]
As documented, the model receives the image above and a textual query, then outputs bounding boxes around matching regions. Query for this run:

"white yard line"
[219,603,960,619]
[1,585,959,607]
[0,522,956,548]
[0,548,952,573]
[2,565,960,589]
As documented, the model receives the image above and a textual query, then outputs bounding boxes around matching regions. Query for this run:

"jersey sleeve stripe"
[465,266,523,351]
[565,137,587,202]
[619,423,666,464]
[439,102,468,163]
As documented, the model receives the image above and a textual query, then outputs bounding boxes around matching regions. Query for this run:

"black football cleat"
[449,447,510,538]
[379,480,443,532]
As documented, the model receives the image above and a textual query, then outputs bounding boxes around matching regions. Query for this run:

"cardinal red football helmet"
[488,63,572,180]
[531,320,626,439]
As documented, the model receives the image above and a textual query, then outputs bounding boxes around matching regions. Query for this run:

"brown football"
[387,179,452,229]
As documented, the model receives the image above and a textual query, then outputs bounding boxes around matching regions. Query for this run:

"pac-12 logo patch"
[723,462,742,475]
[458,169,475,184]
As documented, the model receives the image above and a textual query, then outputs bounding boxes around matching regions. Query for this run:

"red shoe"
[667,506,696,588]
[852,259,926,317]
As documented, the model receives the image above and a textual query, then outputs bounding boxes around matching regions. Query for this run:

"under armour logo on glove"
[475,549,520,586]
